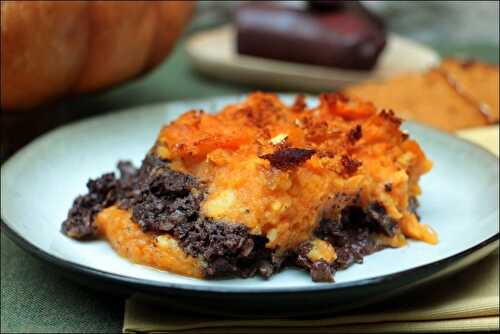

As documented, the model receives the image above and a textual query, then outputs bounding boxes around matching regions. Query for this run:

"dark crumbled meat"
[136,154,179,186]
[311,202,398,275]
[173,219,249,259]
[115,162,142,209]
[311,261,334,282]
[340,155,362,176]
[131,159,203,233]
[111,154,204,234]
[257,260,275,278]
[260,148,316,170]
[384,183,393,192]
[316,216,376,270]
[122,157,204,241]
[295,242,313,269]
[61,156,159,239]
[87,173,119,208]
[117,161,138,182]
[295,242,335,282]
[62,160,145,239]
[366,202,397,236]
[149,167,198,197]
[137,154,163,177]
[171,219,279,278]
[322,192,359,224]
[132,191,202,232]
[61,173,118,239]
[62,195,101,239]
[347,125,363,143]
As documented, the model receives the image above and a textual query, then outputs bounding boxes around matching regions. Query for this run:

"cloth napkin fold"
[123,126,499,334]
[456,125,499,157]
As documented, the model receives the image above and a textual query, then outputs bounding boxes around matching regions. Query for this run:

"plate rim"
[2,219,498,295]
[1,96,499,295]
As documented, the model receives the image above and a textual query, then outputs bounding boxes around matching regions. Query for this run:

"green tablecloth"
[1,36,498,333]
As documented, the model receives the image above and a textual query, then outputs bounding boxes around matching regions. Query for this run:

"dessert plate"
[1,95,498,317]
[186,25,440,91]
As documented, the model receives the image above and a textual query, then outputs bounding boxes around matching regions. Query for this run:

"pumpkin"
[1,1,195,110]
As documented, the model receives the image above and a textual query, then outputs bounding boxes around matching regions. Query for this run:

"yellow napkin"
[456,125,499,156]
[125,254,499,333]
[123,126,499,334]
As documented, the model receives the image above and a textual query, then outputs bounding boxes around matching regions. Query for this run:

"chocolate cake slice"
[62,92,435,282]
[235,2,386,70]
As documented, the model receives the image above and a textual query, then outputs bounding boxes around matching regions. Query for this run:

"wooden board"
[186,25,440,91]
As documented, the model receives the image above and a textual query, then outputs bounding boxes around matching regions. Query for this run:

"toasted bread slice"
[343,59,499,131]
[440,59,499,124]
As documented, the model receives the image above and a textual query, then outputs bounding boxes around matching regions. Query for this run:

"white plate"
[1,95,498,316]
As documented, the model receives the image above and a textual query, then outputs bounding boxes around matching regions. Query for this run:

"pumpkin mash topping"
[62,92,436,282]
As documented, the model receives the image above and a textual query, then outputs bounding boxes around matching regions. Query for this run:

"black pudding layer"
[62,154,408,282]
[296,203,400,282]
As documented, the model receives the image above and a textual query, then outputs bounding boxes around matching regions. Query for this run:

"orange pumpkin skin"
[1,1,195,110]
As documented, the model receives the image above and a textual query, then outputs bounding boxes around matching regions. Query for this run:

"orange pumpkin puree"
[156,93,436,249]
[96,206,204,278]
